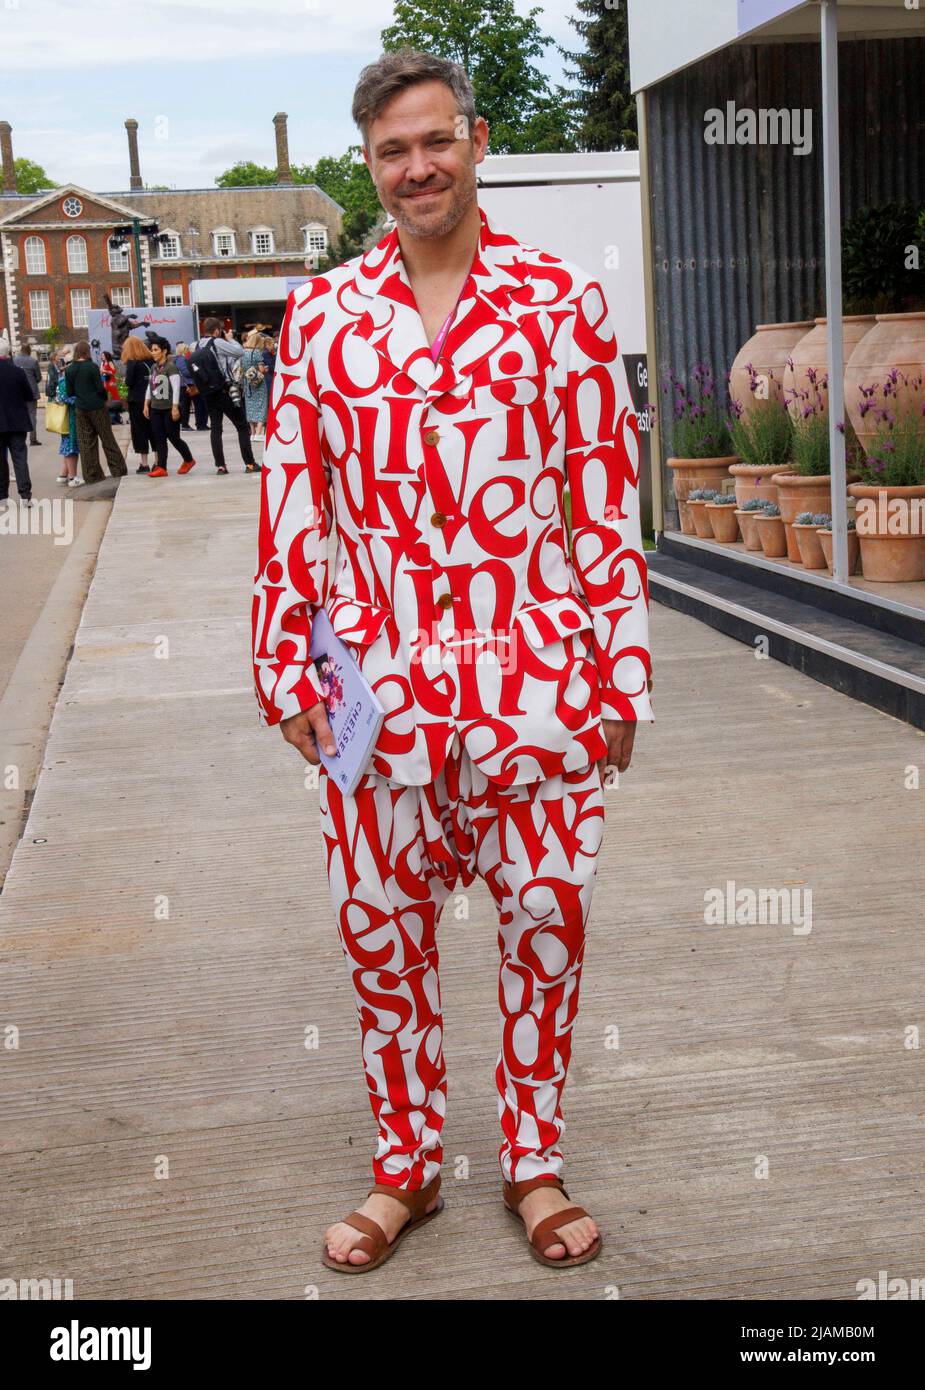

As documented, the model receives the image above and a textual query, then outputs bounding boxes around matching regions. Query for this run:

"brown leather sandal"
[321,1174,444,1274]
[503,1175,602,1268]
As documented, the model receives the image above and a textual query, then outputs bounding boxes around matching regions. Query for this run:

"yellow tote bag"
[45,400,70,434]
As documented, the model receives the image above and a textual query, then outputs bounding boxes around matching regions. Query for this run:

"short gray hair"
[352,47,476,151]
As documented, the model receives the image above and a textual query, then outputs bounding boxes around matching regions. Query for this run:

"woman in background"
[174,342,209,432]
[241,329,269,442]
[121,335,154,474]
[100,350,124,425]
[143,336,196,477]
[54,352,81,488]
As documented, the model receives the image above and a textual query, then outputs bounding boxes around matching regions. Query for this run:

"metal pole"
[637,87,664,537]
[132,218,147,308]
[820,0,848,585]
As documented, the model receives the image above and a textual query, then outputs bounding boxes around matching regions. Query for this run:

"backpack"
[188,339,227,396]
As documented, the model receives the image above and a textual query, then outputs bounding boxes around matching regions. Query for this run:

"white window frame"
[158,231,181,260]
[251,227,274,256]
[303,224,328,254]
[162,284,183,307]
[70,288,92,329]
[62,196,83,218]
[108,237,130,272]
[24,236,47,274]
[212,228,236,258]
[109,286,132,308]
[29,290,51,330]
[66,234,88,274]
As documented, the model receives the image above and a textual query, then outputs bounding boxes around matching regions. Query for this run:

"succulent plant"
[812,512,832,526]
[739,497,769,512]
[759,502,781,517]
[794,511,817,524]
[709,494,738,505]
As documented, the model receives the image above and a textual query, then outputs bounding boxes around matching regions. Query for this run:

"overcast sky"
[1,0,583,192]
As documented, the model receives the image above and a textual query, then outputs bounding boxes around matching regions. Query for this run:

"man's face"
[363,80,488,239]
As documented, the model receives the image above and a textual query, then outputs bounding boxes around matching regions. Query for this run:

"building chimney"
[125,118,143,190]
[273,112,292,185]
[0,122,16,194]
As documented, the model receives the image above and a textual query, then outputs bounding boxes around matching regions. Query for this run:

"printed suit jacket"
[252,205,654,787]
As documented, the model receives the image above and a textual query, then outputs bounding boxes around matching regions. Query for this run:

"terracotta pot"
[666,456,737,534]
[844,312,925,453]
[729,462,784,509]
[729,321,814,416]
[772,472,834,562]
[735,509,764,551]
[705,503,741,543]
[818,529,861,575]
[847,483,925,582]
[783,316,877,420]
[688,499,716,539]
[792,523,828,569]
[755,513,788,558]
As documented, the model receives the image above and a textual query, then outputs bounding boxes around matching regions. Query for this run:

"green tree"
[561,0,636,151]
[381,0,576,153]
[215,150,381,226]
[42,325,64,349]
[215,160,276,187]
[14,157,56,193]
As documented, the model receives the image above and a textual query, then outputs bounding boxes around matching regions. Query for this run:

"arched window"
[66,234,88,273]
[24,236,46,274]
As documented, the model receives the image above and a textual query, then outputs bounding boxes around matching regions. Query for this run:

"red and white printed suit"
[252,206,653,1189]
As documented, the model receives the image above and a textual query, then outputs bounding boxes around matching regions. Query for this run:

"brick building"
[0,114,344,346]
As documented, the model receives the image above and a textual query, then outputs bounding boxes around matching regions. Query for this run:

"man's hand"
[280,701,336,763]
[596,718,637,784]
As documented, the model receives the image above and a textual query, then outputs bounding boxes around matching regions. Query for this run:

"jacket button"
[431,511,447,527]
[423,429,440,446]
[437,593,454,610]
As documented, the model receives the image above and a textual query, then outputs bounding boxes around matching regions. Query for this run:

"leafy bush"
[842,201,925,313]
[661,365,733,459]
[728,397,792,469]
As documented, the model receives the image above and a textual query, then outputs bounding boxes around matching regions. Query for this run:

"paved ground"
[1,426,924,1300]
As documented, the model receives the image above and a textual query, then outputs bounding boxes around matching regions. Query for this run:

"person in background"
[0,339,34,508]
[143,336,197,477]
[100,350,124,425]
[241,329,269,442]
[190,317,259,474]
[54,352,81,487]
[13,341,42,445]
[121,335,154,474]
[261,333,276,413]
[45,351,65,404]
[64,341,127,485]
[174,342,209,432]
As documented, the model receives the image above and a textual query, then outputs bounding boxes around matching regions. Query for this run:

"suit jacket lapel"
[352,206,531,407]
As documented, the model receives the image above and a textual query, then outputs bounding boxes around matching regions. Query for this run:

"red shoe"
[148,466,169,477]
[178,459,197,475]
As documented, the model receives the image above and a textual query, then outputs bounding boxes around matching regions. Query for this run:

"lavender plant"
[662,365,733,459]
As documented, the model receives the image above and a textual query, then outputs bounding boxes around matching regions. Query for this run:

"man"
[190,318,259,474]
[252,48,653,1274]
[13,342,42,445]
[0,340,34,508]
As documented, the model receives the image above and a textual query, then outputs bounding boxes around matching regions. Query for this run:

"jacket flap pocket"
[513,593,593,647]
[324,593,391,647]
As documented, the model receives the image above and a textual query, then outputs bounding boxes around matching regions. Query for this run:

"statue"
[104,293,151,354]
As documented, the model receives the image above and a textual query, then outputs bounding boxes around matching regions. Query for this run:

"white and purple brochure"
[308,606,385,795]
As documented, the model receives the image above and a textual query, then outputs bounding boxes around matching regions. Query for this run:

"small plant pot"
[667,456,738,534]
[792,523,828,569]
[755,512,788,558]
[705,503,741,543]
[818,529,861,575]
[735,509,764,551]
[729,463,783,510]
[688,499,715,538]
[772,472,833,562]
[847,483,925,582]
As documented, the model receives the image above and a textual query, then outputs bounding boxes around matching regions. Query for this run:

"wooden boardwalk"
[2,434,924,1300]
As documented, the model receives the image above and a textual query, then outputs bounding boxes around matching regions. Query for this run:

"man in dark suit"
[0,340,34,507]
[12,341,42,445]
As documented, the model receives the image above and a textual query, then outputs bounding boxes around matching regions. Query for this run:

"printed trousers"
[318,735,605,1192]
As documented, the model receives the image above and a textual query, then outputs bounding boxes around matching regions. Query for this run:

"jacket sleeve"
[565,275,654,722]
[251,289,332,727]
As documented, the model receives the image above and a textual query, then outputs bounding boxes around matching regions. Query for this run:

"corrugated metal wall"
[645,36,925,524]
